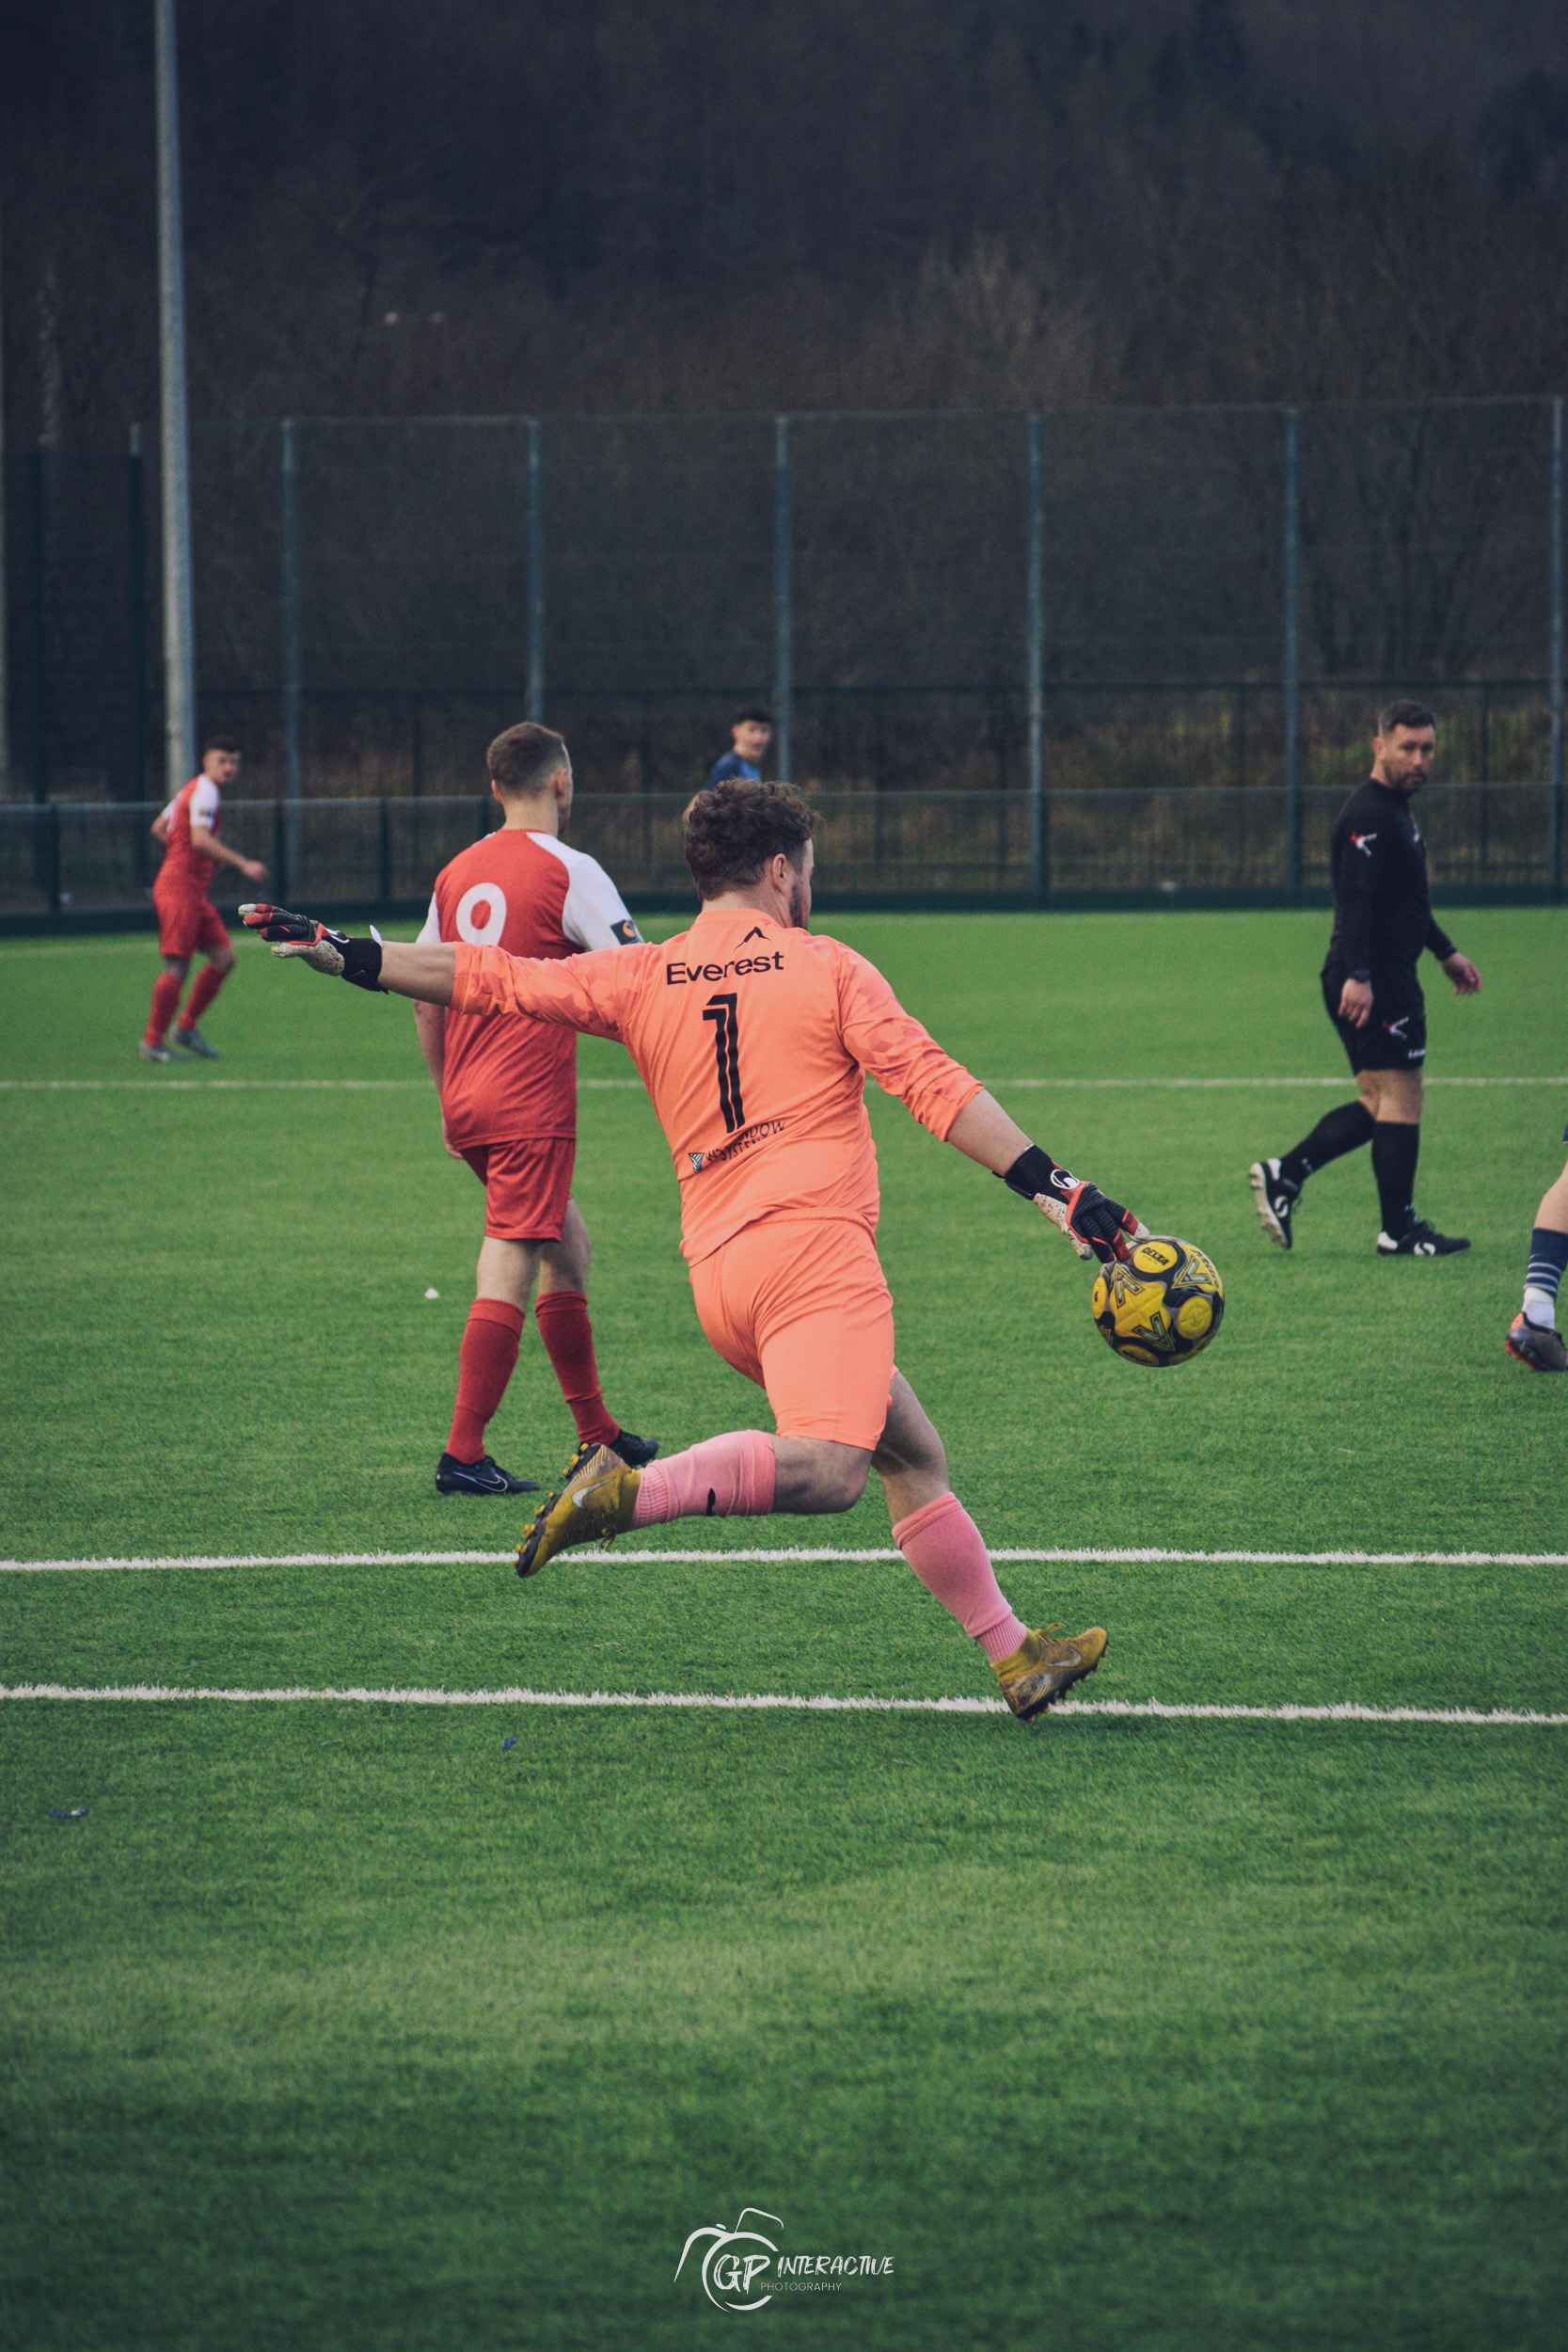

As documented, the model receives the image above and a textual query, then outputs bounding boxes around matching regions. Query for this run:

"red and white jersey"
[419,826,641,1150]
[155,775,221,898]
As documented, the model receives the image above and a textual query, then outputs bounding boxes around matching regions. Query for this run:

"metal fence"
[1,784,1555,926]
[4,400,1565,914]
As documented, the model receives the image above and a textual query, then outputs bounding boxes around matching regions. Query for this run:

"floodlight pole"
[155,0,196,794]
[0,204,8,793]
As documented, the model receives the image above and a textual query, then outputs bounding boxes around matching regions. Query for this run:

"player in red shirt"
[244,782,1148,1724]
[140,736,267,1062]
[414,723,657,1497]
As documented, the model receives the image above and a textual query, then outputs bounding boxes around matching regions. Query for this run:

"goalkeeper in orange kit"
[243,782,1148,1723]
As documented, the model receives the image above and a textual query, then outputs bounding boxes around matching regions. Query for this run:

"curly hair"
[683,778,816,900]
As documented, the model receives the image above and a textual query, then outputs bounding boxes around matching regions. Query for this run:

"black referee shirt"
[1324,779,1456,978]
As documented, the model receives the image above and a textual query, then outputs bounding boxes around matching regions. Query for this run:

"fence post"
[527,419,545,723]
[280,418,303,892]
[1550,394,1564,898]
[273,797,286,898]
[1283,405,1302,898]
[45,803,62,921]
[378,794,391,907]
[29,451,46,806]
[154,0,196,795]
[774,416,793,781]
[128,424,149,807]
[0,215,7,793]
[1026,411,1046,901]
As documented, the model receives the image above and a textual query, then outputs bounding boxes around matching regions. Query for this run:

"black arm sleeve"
[999,1143,1071,1200]
[339,936,386,992]
[1334,832,1389,975]
[1425,914,1457,962]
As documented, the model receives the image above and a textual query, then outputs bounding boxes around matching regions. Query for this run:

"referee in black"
[1251,701,1481,1256]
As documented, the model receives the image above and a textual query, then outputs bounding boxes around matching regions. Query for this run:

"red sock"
[446,1299,526,1462]
[181,963,227,1027]
[631,1431,776,1525]
[532,1288,619,1446]
[892,1491,1027,1656]
[144,971,184,1047]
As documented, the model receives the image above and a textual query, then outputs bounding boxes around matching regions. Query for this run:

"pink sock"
[631,1431,777,1525]
[893,1491,1027,1659]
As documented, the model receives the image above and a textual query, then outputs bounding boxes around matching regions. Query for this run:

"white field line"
[6,1546,1565,1573]
[0,940,423,961]
[0,1681,1562,1727]
[981,1075,1568,1089]
[0,942,192,959]
[4,1075,1564,1094]
[0,1077,641,1091]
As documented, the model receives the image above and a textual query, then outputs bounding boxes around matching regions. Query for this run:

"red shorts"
[155,891,229,961]
[460,1136,576,1242]
[689,1217,895,1449]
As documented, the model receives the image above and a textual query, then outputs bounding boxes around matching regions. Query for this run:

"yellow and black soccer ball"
[1091,1235,1224,1368]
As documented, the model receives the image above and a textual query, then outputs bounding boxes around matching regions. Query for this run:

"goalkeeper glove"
[239,904,385,992]
[1001,1144,1148,1263]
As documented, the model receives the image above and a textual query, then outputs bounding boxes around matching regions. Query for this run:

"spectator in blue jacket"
[705,707,773,790]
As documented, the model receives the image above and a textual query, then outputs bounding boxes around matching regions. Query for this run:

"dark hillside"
[5,0,1567,439]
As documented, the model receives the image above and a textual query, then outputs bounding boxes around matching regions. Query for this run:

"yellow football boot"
[515,1444,641,1579]
[991,1625,1108,1721]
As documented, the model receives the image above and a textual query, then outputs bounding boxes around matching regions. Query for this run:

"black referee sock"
[1371,1120,1421,1237]
[1279,1100,1375,1191]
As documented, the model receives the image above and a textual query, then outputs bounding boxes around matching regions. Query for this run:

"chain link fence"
[4,400,1563,917]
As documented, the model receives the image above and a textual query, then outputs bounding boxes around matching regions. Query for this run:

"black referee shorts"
[1322,961,1427,1074]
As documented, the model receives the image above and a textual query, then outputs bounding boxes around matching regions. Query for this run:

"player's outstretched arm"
[378,938,456,1002]
[240,905,456,1004]
[946,1090,1148,1264]
[835,952,1146,1263]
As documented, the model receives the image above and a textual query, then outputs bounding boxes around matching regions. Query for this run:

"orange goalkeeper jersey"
[451,905,984,1265]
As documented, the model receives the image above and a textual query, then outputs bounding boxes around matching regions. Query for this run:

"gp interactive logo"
[674,2207,895,2312]
[676,2209,782,2311]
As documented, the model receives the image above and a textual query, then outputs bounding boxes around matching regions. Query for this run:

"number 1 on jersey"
[703,993,745,1134]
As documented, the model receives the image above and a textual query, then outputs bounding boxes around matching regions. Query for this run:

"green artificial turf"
[2,907,1566,2348]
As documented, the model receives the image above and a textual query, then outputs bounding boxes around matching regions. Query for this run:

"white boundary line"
[0,1077,641,1091]
[0,1681,1561,1726]
[984,1075,1568,1089]
[6,1546,1565,1572]
[2,1074,1561,1093]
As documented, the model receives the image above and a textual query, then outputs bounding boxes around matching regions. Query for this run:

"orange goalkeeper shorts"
[689,1216,895,1450]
